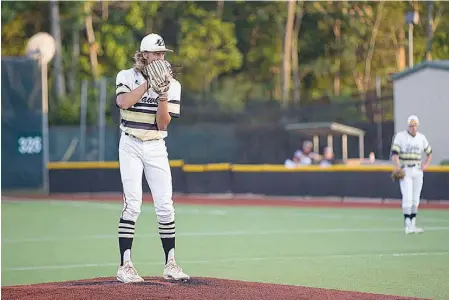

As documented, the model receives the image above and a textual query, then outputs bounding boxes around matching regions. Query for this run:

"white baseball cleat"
[163,259,190,281]
[116,262,144,283]
[405,226,414,235]
[412,226,424,234]
[411,219,424,234]
[405,225,424,234]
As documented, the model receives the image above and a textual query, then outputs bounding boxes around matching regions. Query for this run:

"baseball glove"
[145,59,172,97]
[391,168,405,182]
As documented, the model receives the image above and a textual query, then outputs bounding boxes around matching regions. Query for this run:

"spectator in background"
[369,152,376,163]
[284,155,300,168]
[320,146,335,167]
[360,151,378,165]
[293,140,320,165]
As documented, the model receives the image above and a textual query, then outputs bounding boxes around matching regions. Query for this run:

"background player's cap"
[140,33,173,52]
[407,115,419,126]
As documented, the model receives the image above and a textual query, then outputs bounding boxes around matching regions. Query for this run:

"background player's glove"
[391,168,405,182]
[146,59,172,98]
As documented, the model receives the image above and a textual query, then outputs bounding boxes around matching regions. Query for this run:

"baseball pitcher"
[391,115,432,235]
[114,33,189,283]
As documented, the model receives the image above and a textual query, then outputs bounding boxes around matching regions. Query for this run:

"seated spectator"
[320,147,335,167]
[369,152,376,163]
[359,151,391,165]
[360,151,379,165]
[293,140,320,165]
[284,156,300,168]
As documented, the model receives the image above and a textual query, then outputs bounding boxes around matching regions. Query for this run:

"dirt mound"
[2,277,429,300]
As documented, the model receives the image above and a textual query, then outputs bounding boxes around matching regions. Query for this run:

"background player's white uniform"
[391,124,432,234]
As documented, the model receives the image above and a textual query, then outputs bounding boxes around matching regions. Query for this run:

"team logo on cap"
[155,39,165,46]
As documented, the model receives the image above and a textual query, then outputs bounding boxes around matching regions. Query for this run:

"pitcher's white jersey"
[391,131,432,166]
[116,68,181,141]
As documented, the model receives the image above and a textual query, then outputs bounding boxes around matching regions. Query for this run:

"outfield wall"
[47,161,449,201]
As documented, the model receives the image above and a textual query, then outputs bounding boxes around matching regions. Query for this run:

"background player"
[114,33,189,283]
[391,115,432,234]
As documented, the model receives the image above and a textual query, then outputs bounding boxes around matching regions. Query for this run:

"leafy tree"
[2,0,449,125]
[172,3,243,95]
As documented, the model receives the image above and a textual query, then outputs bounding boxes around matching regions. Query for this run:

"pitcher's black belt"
[124,132,161,142]
[124,132,142,141]
[402,164,418,168]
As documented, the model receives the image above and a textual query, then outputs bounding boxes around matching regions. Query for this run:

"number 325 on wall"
[18,136,42,154]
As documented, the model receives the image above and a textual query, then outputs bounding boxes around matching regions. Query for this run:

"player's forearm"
[424,154,432,166]
[391,154,400,168]
[156,100,171,130]
[116,82,148,109]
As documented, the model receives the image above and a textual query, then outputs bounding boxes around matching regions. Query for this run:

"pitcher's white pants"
[119,132,174,224]
[399,166,423,214]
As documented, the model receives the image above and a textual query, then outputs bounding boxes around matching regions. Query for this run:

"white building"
[392,60,449,165]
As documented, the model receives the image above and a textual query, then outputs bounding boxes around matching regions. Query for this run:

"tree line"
[2,1,448,124]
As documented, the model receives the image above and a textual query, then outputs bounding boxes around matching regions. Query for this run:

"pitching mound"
[2,277,428,300]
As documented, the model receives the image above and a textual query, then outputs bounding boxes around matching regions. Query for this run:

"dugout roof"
[391,60,449,81]
[285,122,365,137]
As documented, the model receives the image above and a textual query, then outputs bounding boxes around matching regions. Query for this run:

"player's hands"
[421,163,429,171]
[145,59,172,97]
[153,81,170,99]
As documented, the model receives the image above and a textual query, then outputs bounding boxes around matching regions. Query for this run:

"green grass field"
[2,199,449,299]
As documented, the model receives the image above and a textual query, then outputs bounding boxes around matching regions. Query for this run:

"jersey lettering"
[140,96,159,104]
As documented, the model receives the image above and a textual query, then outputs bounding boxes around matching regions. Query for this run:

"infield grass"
[2,199,449,299]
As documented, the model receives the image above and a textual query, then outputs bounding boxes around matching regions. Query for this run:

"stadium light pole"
[405,11,419,68]
[41,57,50,194]
[26,32,55,195]
[375,76,383,159]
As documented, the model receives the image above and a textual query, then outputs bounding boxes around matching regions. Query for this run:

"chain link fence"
[47,73,395,164]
